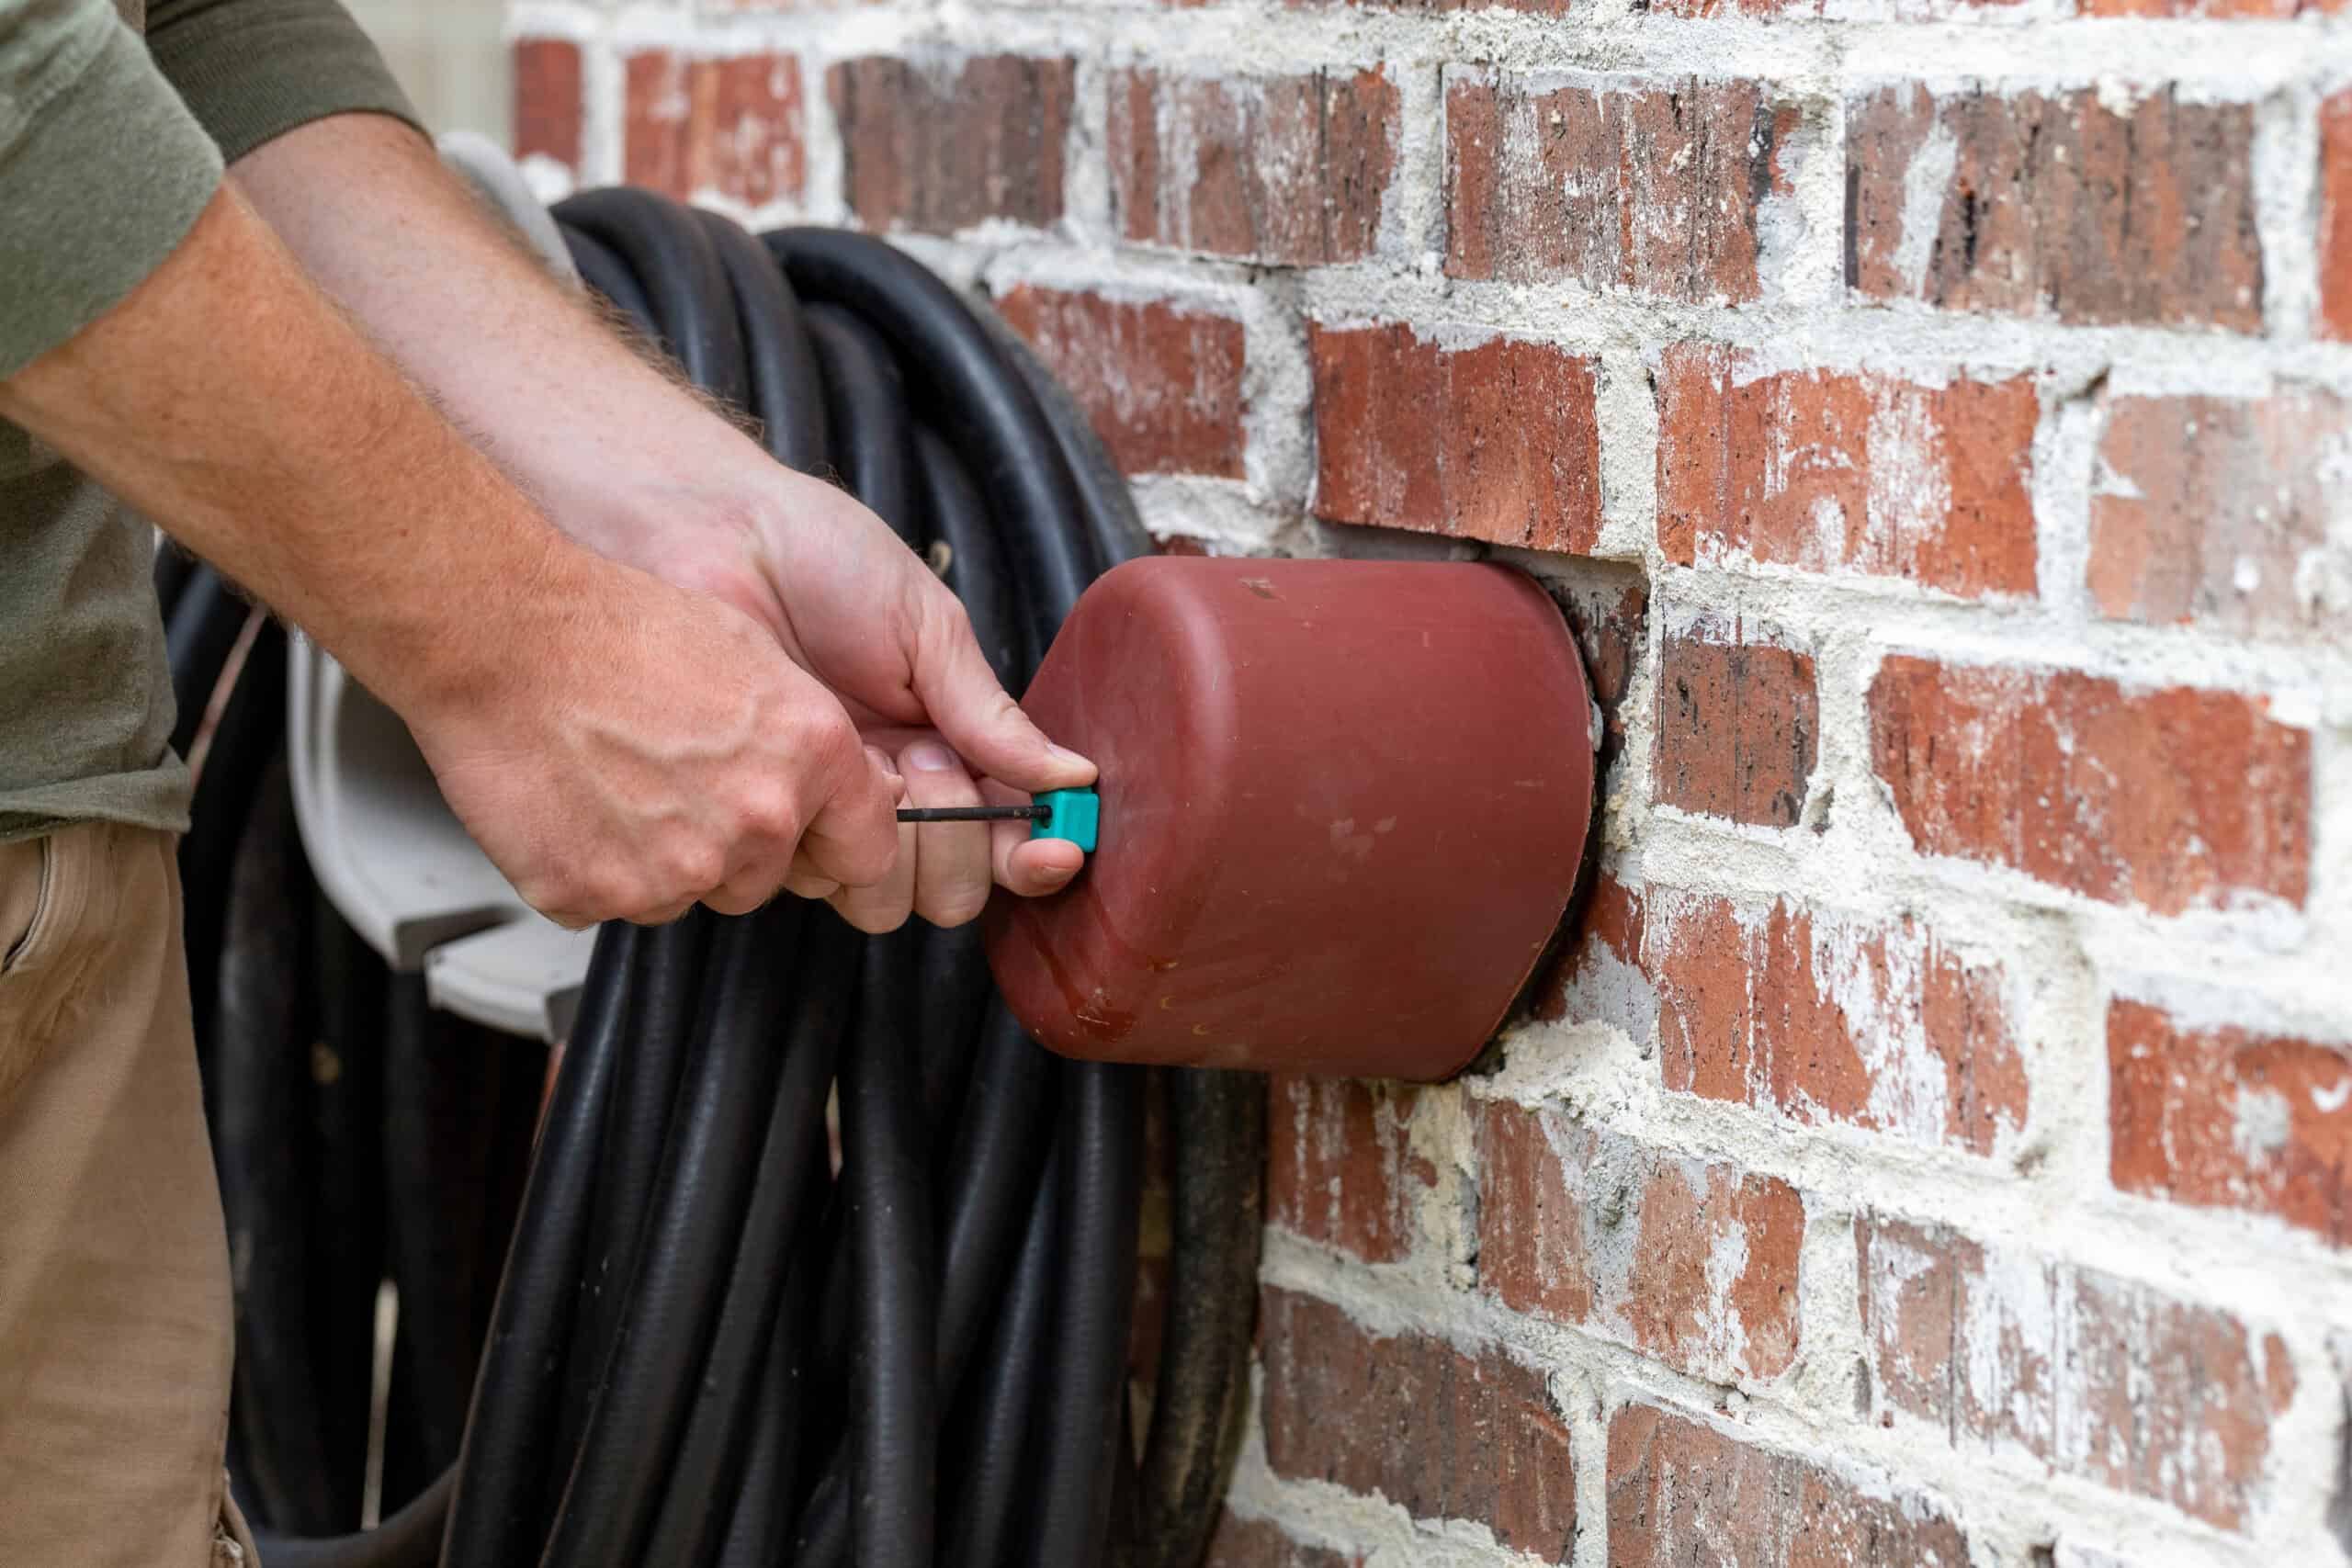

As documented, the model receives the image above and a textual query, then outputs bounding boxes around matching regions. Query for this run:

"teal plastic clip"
[1031,788,1099,853]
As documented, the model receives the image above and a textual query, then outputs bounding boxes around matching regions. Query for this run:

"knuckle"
[670,840,727,895]
[741,782,805,843]
[789,708,860,774]
[930,592,976,646]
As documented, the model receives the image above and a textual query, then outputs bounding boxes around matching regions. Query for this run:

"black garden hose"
[179,185,1262,1568]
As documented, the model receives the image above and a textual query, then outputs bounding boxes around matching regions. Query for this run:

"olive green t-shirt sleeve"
[0,0,223,379]
[146,0,423,164]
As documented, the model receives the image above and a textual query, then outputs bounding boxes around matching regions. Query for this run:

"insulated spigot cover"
[983,557,1596,1081]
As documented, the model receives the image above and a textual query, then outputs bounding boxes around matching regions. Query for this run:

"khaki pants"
[0,822,258,1565]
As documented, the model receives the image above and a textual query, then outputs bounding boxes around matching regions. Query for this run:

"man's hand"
[233,114,1094,933]
[555,468,1093,931]
[410,547,904,927]
[0,184,911,928]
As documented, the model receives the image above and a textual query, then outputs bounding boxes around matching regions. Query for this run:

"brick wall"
[508,2,2352,1562]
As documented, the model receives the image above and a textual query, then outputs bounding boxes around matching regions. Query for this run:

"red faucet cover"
[982,557,1594,1081]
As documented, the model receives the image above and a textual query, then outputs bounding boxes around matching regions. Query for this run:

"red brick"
[1476,1100,1804,1382]
[1108,67,1398,265]
[994,288,1246,479]
[1848,85,2262,331]
[1266,1075,1432,1264]
[1608,1404,1970,1568]
[1645,889,2026,1156]
[1536,871,1654,1032]
[1447,76,1792,302]
[1260,1289,1576,1560]
[2109,998,2352,1246]
[623,53,807,208]
[2325,93,2352,341]
[2091,389,2350,637]
[1559,572,1648,765]
[1657,345,2038,599]
[830,56,1073,234]
[1204,1514,1358,1568]
[1307,322,1601,551]
[1858,1214,2297,1529]
[514,39,582,172]
[1654,624,1817,829]
[1868,657,2311,913]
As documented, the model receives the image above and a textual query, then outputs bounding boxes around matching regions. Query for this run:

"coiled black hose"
[178,184,1262,1568]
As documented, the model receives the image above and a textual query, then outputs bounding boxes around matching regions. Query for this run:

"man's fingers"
[703,875,775,918]
[782,852,841,902]
[982,772,1084,897]
[899,740,993,927]
[912,597,1096,796]
[826,813,915,934]
[794,739,903,889]
[990,824,1084,897]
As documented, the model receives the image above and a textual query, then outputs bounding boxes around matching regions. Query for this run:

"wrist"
[341,504,589,722]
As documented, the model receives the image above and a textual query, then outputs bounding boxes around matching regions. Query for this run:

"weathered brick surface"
[623,53,806,208]
[1540,880,2026,1155]
[2091,389,2350,638]
[1857,1214,2298,1530]
[1447,75,1791,301]
[1558,573,1649,782]
[2324,90,2352,341]
[1654,624,1818,829]
[2109,998,2352,1246]
[1266,1075,1431,1264]
[1476,1100,1804,1382]
[1847,85,2263,331]
[1649,890,2026,1155]
[2085,0,2344,14]
[1203,1514,1359,1568]
[1869,657,2311,913]
[513,39,582,172]
[830,56,1073,234]
[1293,0,1571,11]
[1109,68,1398,265]
[995,287,1246,479]
[1308,322,1601,550]
[1607,1405,1971,1568]
[1657,345,2038,599]
[1260,1289,1577,1561]
[1644,0,1833,14]
[1537,871,1656,1033]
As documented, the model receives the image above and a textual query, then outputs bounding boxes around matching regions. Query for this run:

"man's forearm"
[228,115,762,551]
[0,182,578,717]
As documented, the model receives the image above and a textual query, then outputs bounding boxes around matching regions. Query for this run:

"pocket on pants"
[0,829,96,1105]
[0,836,54,979]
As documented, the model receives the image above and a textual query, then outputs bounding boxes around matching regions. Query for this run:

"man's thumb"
[915,625,1094,795]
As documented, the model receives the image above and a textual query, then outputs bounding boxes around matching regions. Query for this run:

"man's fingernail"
[905,741,959,773]
[1048,743,1090,767]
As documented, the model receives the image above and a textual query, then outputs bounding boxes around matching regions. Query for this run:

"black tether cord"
[176,187,1262,1568]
